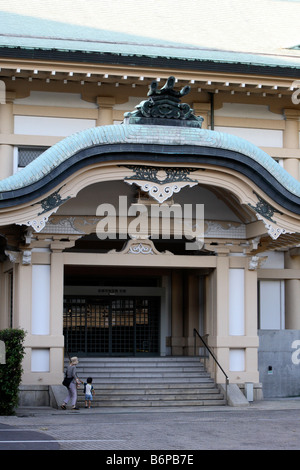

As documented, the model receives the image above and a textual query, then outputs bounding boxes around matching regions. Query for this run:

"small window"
[18,146,48,168]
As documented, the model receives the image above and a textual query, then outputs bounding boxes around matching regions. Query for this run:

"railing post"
[193,327,229,405]
[225,377,228,405]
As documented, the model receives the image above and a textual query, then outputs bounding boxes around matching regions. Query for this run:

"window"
[17,146,48,169]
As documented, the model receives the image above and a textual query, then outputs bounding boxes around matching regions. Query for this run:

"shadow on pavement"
[0,423,60,450]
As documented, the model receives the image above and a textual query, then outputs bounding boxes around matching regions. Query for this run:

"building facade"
[0,4,300,403]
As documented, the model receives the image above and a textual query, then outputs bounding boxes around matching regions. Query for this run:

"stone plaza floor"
[0,398,300,452]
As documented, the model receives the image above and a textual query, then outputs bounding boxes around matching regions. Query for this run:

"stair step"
[77,399,227,407]
[79,393,223,399]
[80,378,214,384]
[65,356,226,407]
[77,364,205,373]
[77,373,211,379]
[72,357,201,362]
[78,383,217,391]
[78,387,220,395]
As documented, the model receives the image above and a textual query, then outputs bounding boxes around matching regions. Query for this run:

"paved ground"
[0,399,300,452]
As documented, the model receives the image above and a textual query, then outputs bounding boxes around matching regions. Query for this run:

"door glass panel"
[86,300,109,354]
[111,298,134,354]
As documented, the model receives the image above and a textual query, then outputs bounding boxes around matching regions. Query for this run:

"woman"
[61,356,82,410]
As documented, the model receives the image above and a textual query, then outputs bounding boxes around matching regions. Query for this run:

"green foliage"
[0,329,26,415]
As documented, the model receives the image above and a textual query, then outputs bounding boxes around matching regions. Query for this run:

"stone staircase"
[66,357,226,407]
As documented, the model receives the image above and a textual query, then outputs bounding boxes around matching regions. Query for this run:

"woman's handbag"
[62,373,73,388]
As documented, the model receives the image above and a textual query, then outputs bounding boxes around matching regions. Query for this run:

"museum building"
[0,11,300,405]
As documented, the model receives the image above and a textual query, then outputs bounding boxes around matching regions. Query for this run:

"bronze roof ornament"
[124,76,204,128]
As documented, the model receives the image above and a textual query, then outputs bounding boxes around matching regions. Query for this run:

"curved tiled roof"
[1,124,299,192]
[0,124,299,214]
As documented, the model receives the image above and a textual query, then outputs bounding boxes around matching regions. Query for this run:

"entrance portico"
[10,240,261,387]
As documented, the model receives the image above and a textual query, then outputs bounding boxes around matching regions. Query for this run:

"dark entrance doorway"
[63,295,160,356]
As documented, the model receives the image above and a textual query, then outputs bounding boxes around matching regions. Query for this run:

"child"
[84,377,95,408]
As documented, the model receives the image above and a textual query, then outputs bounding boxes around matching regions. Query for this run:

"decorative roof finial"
[124,76,203,128]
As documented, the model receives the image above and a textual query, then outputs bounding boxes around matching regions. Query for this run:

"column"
[206,253,260,387]
[30,264,51,375]
[32,264,50,335]
[229,268,245,336]
[171,271,184,355]
[205,254,230,382]
[285,249,300,329]
[96,96,115,126]
[244,267,260,392]
[0,92,15,179]
[214,255,230,383]
[283,109,300,181]
[50,251,65,378]
[216,255,230,337]
[192,102,210,129]
[228,267,246,381]
[184,272,199,356]
[15,262,32,385]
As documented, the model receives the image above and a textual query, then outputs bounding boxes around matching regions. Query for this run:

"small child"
[84,377,95,409]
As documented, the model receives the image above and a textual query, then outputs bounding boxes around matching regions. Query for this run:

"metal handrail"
[193,328,229,404]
